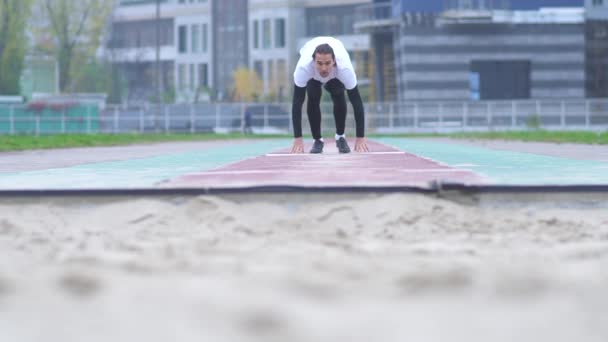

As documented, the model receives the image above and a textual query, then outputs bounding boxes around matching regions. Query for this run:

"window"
[277,59,287,100]
[189,64,195,89]
[469,72,480,101]
[277,59,287,83]
[274,18,285,48]
[198,64,208,87]
[253,20,259,49]
[267,60,274,85]
[262,19,271,49]
[178,25,187,53]
[253,60,263,80]
[191,24,200,53]
[202,23,208,52]
[178,64,186,90]
[306,5,356,36]
[470,60,531,100]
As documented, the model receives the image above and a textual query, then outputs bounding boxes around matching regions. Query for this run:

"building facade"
[249,0,371,102]
[107,0,372,104]
[585,0,608,97]
[396,9,586,100]
[106,0,593,104]
[367,0,586,101]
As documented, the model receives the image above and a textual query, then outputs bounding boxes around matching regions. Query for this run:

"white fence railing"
[1,99,608,136]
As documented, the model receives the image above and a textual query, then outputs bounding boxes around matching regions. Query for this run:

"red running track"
[163,139,487,189]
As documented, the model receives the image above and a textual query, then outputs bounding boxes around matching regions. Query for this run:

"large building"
[585,0,608,97]
[358,0,586,101]
[107,0,372,103]
[249,0,372,101]
[106,0,594,104]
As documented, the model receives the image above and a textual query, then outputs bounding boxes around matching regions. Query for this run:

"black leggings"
[306,79,347,140]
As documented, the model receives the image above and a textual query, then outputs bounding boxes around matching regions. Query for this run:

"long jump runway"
[162,139,485,189]
[1,137,608,191]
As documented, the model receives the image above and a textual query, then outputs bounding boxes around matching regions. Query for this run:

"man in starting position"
[290,36,369,154]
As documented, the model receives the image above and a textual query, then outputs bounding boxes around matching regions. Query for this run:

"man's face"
[314,53,335,78]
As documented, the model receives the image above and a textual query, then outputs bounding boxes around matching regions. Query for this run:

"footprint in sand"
[59,272,102,298]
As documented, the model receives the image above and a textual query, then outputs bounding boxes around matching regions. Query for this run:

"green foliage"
[71,59,113,93]
[0,42,24,94]
[525,114,541,130]
[1,130,607,152]
[232,68,263,102]
[33,0,115,92]
[163,87,176,104]
[0,133,289,151]
[0,0,33,95]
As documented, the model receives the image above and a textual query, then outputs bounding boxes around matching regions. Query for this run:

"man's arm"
[292,85,306,138]
[347,86,365,138]
[346,86,369,152]
[290,85,307,153]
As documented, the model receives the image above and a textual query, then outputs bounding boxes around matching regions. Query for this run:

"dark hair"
[312,43,335,61]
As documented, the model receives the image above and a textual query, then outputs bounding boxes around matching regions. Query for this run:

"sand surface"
[1,193,608,342]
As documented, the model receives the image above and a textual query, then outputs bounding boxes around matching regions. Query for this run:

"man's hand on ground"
[290,137,304,153]
[354,137,369,153]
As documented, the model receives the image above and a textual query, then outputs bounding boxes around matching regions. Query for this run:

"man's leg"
[306,79,324,153]
[306,79,323,140]
[325,79,350,153]
[325,79,347,136]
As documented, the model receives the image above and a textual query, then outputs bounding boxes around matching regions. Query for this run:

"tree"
[232,68,263,102]
[32,0,114,92]
[0,0,32,95]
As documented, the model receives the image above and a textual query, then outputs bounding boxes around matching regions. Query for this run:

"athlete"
[289,36,369,154]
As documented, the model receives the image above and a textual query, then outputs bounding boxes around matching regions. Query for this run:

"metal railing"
[1,99,608,136]
[354,2,399,32]
[355,2,394,22]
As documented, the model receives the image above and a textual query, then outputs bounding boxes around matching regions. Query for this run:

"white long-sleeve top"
[293,36,357,90]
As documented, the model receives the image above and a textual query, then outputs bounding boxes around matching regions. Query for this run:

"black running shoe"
[336,137,351,153]
[310,139,324,154]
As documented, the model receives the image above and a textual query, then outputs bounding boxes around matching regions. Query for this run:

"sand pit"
[1,192,607,342]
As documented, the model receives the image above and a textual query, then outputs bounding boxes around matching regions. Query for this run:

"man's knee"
[325,80,345,98]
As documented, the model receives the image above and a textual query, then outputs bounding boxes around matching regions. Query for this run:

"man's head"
[312,44,336,78]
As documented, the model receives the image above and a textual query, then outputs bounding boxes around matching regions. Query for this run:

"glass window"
[191,24,200,53]
[306,5,356,36]
[189,64,195,89]
[277,59,287,83]
[267,60,274,85]
[253,20,259,49]
[202,23,208,52]
[111,19,174,49]
[198,64,208,87]
[277,59,287,100]
[274,18,285,48]
[262,19,271,49]
[178,25,187,53]
[253,60,263,79]
[178,64,186,90]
